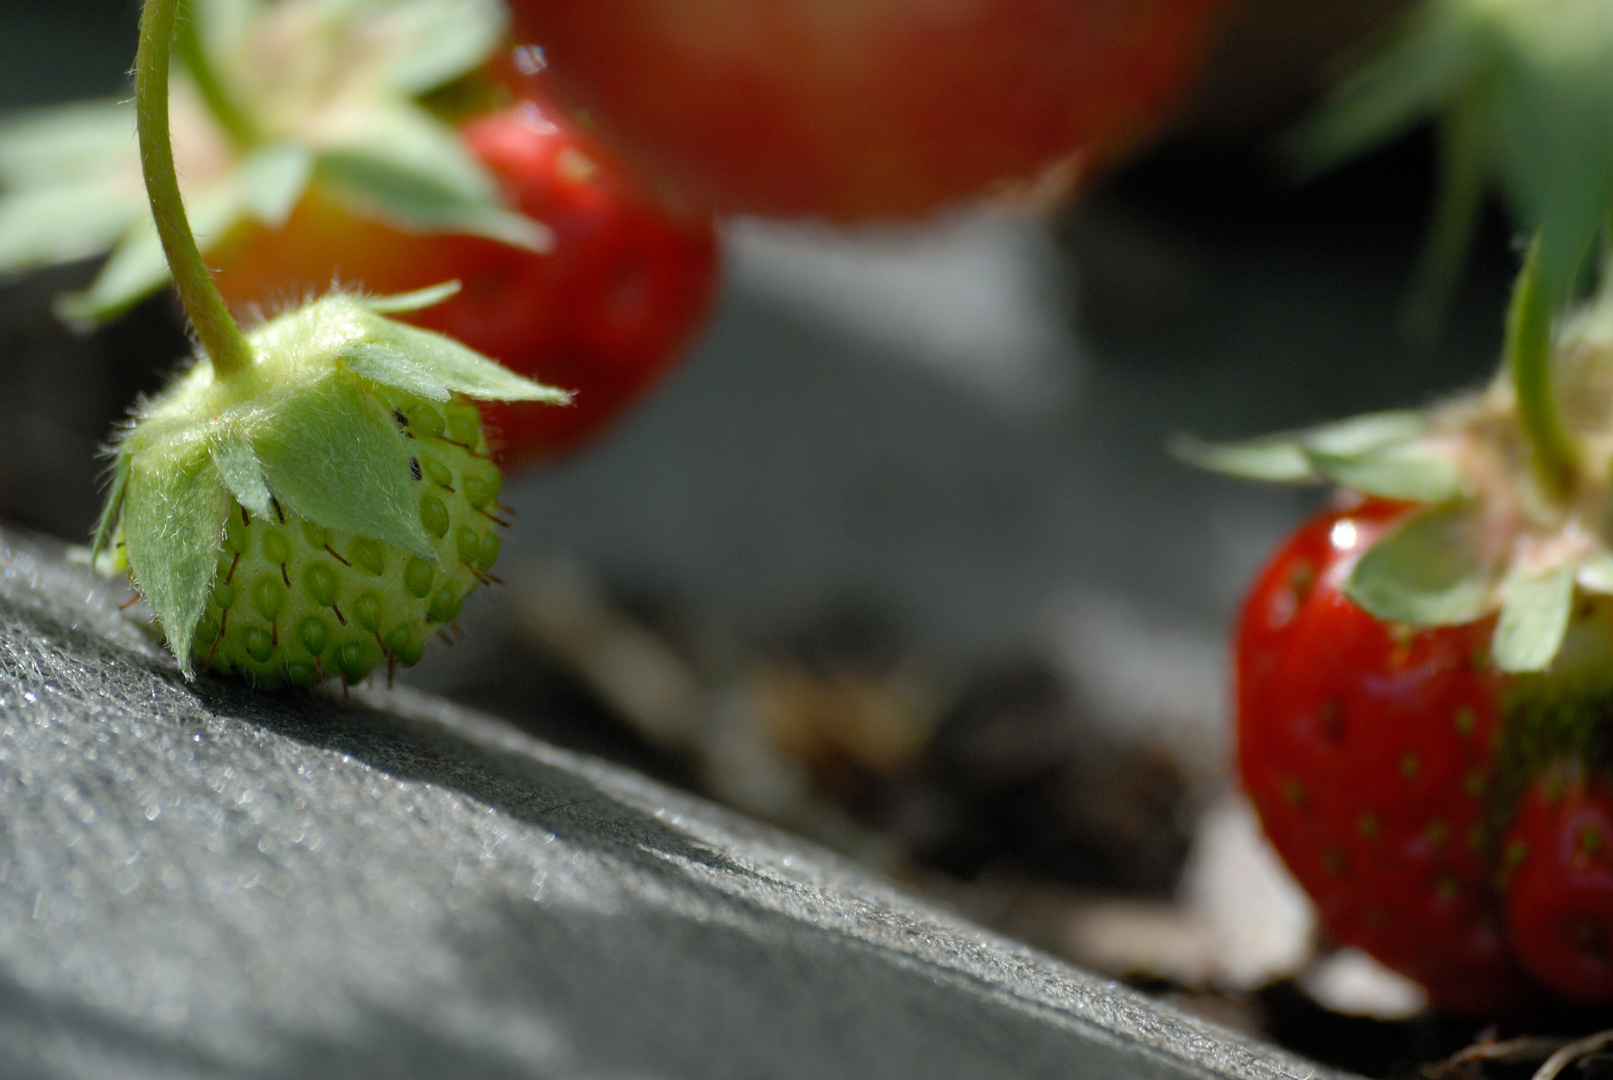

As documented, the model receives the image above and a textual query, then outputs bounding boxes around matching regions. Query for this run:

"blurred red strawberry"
[509,0,1238,220]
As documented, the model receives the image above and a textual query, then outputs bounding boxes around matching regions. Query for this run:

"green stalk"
[136,0,253,379]
[1506,235,1578,501]
[174,0,258,149]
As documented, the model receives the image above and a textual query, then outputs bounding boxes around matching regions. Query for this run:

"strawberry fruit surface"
[193,394,502,688]
[1237,498,1531,1013]
[1503,770,1613,1004]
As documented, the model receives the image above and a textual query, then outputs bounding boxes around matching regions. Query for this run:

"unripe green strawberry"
[94,285,567,688]
[195,394,505,688]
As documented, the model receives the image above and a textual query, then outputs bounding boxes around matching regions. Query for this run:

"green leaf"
[250,374,434,559]
[367,319,573,403]
[316,105,552,251]
[1346,502,1501,624]
[0,180,144,275]
[342,342,451,401]
[57,181,246,324]
[239,143,312,228]
[89,452,131,567]
[121,440,230,675]
[1402,89,1491,341]
[0,99,135,186]
[375,0,508,95]
[1492,562,1575,672]
[209,428,272,517]
[1487,0,1613,301]
[1280,4,1482,178]
[1307,443,1471,502]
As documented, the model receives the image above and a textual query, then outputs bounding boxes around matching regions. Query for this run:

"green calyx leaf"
[1493,561,1576,672]
[1288,0,1613,313]
[357,319,573,404]
[313,104,552,252]
[89,453,131,568]
[210,428,273,518]
[1306,444,1472,503]
[0,99,145,277]
[239,142,313,228]
[0,0,527,324]
[360,280,462,315]
[251,374,435,559]
[119,437,231,676]
[57,180,248,326]
[365,0,509,97]
[1174,410,1464,501]
[1345,501,1502,625]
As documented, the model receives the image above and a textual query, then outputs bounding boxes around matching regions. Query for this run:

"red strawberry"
[1237,498,1533,1014]
[213,66,719,467]
[509,0,1237,220]
[1503,774,1613,1004]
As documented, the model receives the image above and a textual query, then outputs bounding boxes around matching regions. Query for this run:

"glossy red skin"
[1505,777,1613,1004]
[214,78,719,467]
[1237,499,1531,1014]
[510,0,1236,220]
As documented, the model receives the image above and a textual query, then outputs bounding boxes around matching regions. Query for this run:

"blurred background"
[0,1,1532,1073]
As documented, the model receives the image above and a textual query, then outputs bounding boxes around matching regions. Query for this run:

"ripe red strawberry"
[509,0,1237,220]
[1237,498,1533,1013]
[212,68,719,466]
[1503,774,1613,1003]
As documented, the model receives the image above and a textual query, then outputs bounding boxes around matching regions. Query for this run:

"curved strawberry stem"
[1507,236,1578,502]
[174,0,258,149]
[136,0,253,379]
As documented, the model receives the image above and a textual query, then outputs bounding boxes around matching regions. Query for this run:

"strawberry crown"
[0,0,547,325]
[95,285,571,675]
[1183,246,1613,675]
[1288,0,1613,330]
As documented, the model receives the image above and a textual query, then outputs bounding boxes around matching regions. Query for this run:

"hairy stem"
[136,0,253,379]
[1507,235,1577,501]
[174,0,258,149]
